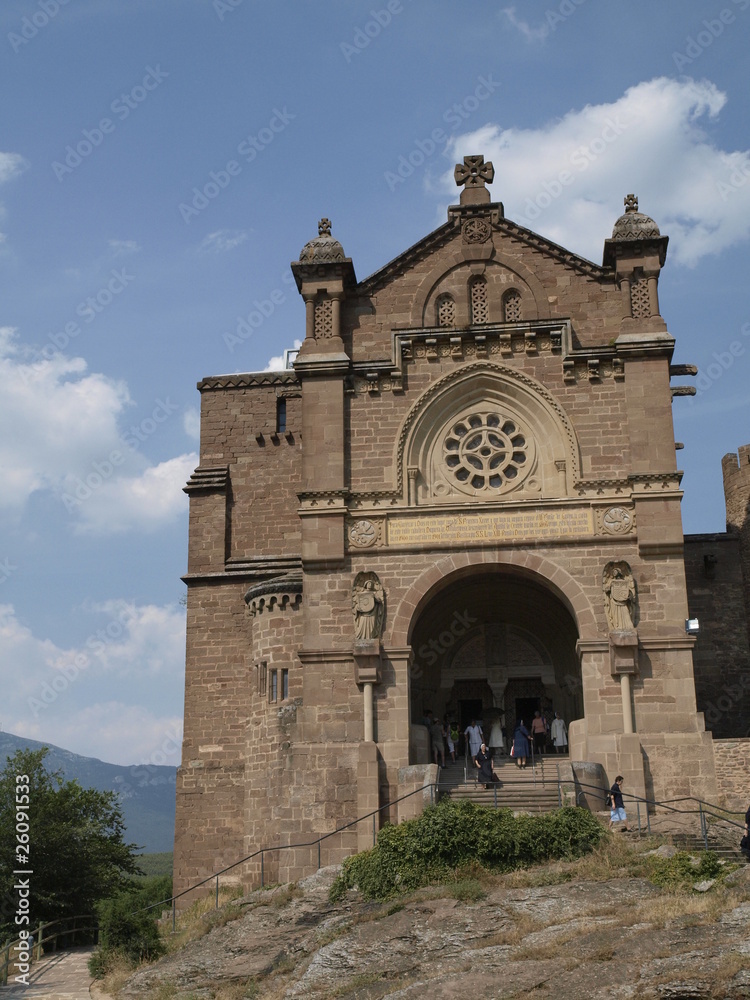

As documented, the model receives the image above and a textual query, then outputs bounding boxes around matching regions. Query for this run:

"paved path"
[0,946,96,998]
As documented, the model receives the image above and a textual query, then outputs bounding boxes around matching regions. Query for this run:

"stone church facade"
[174,157,750,896]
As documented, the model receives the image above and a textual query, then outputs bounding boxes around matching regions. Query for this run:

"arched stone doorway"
[408,569,581,760]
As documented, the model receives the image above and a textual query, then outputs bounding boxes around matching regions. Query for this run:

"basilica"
[173,157,750,896]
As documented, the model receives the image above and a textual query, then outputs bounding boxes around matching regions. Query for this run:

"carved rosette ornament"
[601,506,634,535]
[348,518,379,548]
[462,218,491,244]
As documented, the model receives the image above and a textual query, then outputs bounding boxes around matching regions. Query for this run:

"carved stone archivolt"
[603,561,637,631]
[352,572,385,640]
[398,363,578,506]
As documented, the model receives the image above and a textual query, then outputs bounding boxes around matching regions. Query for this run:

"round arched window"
[442,411,533,493]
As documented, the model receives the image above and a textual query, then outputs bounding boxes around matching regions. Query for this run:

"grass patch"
[645,850,734,891]
[91,949,140,998]
[213,983,260,1000]
[164,886,246,954]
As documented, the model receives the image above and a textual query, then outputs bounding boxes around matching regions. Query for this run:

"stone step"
[440,785,562,811]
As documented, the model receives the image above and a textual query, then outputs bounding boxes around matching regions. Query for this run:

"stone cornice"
[357,208,611,295]
[198,371,300,391]
[574,472,683,498]
[183,466,229,494]
[297,649,354,665]
[244,573,303,614]
[493,217,610,279]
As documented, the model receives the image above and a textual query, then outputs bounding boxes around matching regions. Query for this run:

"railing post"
[260,850,264,888]
[35,923,44,961]
[215,875,219,909]
[372,812,376,847]
[317,840,321,871]
[699,803,708,849]
[172,896,176,934]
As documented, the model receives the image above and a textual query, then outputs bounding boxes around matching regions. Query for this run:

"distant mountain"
[0,732,176,855]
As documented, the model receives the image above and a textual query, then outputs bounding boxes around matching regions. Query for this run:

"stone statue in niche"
[352,572,385,641]
[603,561,637,631]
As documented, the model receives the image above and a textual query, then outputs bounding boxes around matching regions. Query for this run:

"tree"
[0,748,142,937]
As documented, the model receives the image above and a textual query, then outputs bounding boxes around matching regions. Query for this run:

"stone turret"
[602,194,669,338]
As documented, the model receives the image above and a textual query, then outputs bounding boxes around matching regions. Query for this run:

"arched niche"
[410,252,550,329]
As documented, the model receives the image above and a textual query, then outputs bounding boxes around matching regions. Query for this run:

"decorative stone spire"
[602,193,670,336]
[454,155,495,205]
[610,194,662,242]
[298,218,347,263]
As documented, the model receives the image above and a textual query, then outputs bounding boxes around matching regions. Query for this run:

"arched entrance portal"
[409,569,581,759]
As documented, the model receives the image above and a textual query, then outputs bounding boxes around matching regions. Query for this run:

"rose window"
[442,412,531,492]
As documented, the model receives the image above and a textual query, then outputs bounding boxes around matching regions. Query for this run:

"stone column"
[610,630,638,734]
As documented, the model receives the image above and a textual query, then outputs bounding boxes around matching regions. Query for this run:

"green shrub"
[330,801,604,901]
[89,874,172,976]
[647,850,726,890]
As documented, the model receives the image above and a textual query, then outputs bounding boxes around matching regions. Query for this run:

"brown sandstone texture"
[119,862,750,1000]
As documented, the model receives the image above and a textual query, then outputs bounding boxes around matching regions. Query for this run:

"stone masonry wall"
[723,445,750,652]
[712,738,750,810]
[684,533,750,739]
[174,578,253,899]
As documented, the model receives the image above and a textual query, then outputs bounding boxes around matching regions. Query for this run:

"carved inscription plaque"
[387,507,593,546]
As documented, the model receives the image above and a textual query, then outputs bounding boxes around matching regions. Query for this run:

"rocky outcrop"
[118,860,750,999]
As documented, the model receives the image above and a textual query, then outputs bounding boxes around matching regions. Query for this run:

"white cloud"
[0,151,28,243]
[70,453,196,535]
[183,407,200,441]
[0,601,185,765]
[0,328,196,533]
[265,338,302,371]
[442,78,750,267]
[109,239,141,256]
[0,151,27,185]
[197,229,249,254]
[500,6,550,43]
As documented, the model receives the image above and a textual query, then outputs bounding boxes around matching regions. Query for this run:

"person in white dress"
[550,712,568,753]
[464,720,483,759]
[489,716,505,758]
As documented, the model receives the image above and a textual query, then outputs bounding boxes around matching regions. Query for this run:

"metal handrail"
[140,775,747,935]
[140,781,441,929]
[561,776,747,844]
[0,914,97,986]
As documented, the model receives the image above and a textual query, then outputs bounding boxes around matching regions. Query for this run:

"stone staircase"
[437,753,566,812]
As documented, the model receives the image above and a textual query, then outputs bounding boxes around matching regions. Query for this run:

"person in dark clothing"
[474,743,500,788]
[607,775,628,831]
[512,719,531,768]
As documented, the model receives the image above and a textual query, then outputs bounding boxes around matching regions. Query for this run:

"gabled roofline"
[358,203,611,295]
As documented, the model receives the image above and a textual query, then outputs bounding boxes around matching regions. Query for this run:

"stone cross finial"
[624,194,638,213]
[454,155,495,189]
[318,218,332,236]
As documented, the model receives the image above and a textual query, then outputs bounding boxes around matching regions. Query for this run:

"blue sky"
[1,0,749,765]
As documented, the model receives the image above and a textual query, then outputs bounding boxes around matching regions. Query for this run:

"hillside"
[0,731,176,854]
[110,838,750,1000]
